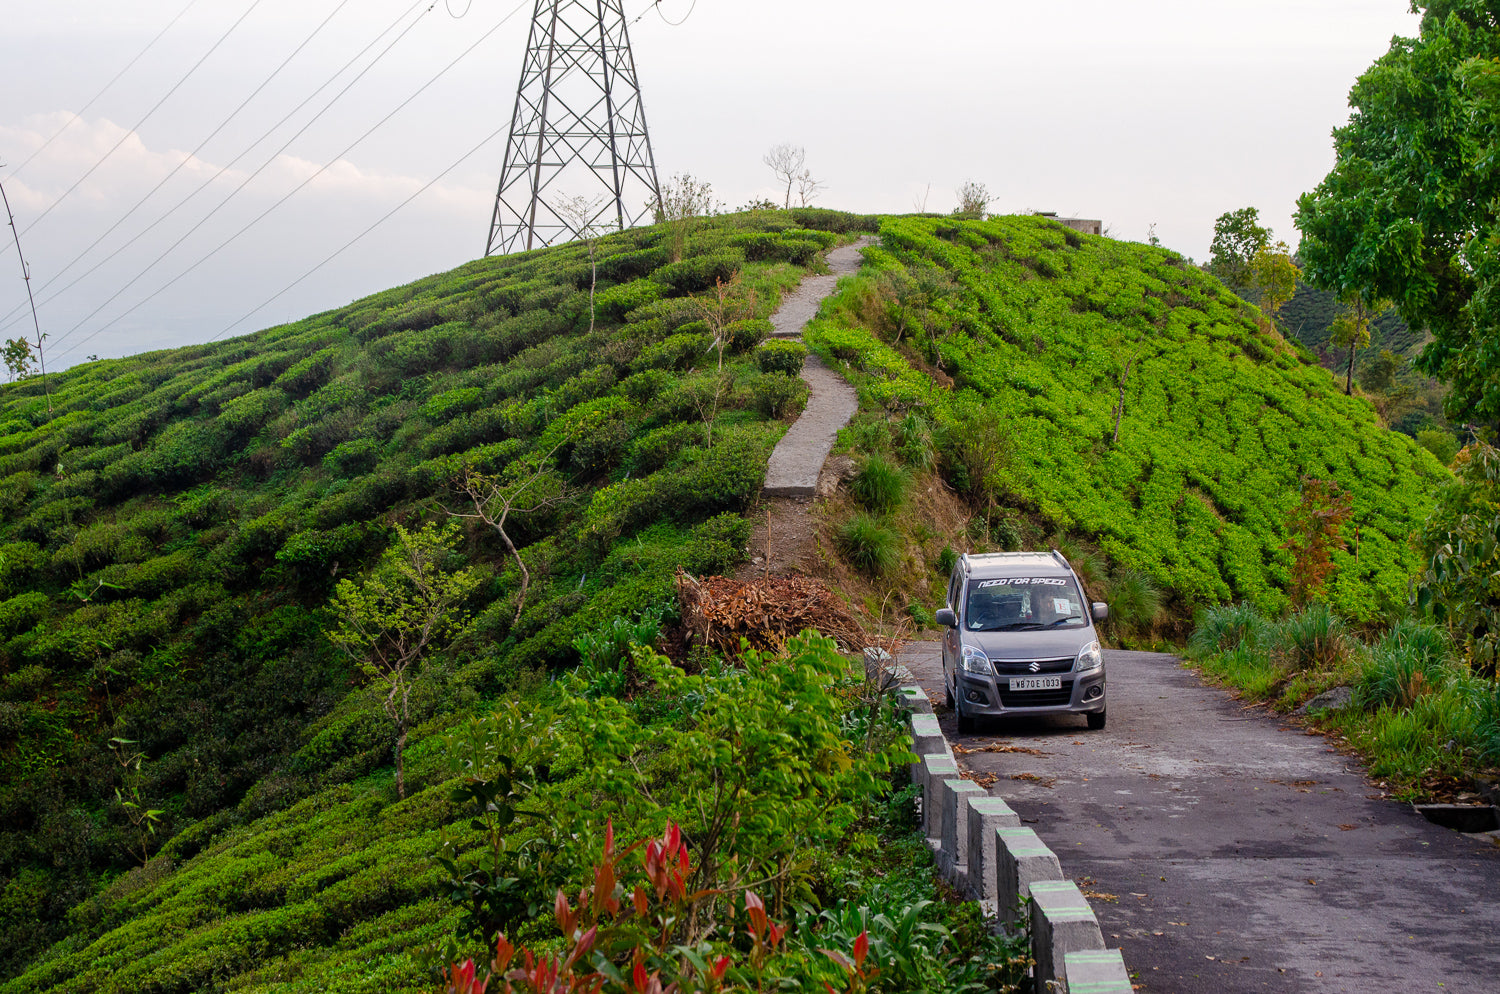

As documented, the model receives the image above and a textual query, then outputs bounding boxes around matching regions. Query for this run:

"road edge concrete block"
[1029,880,1106,991]
[1062,949,1132,994]
[938,778,986,881]
[896,685,932,714]
[910,713,946,759]
[920,753,958,839]
[995,826,1063,924]
[966,796,1021,902]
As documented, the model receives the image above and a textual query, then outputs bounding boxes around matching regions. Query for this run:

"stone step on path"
[761,236,877,498]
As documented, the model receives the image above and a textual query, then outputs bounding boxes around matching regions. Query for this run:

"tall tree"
[1209,207,1270,287]
[1248,240,1301,329]
[1328,293,1388,395]
[1296,0,1500,435]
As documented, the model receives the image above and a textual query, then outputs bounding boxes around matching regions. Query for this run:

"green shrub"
[747,371,809,419]
[596,278,662,321]
[626,422,705,474]
[907,602,935,628]
[893,413,933,470]
[650,250,745,294]
[725,318,773,352]
[1188,603,1273,658]
[837,514,900,577]
[1275,603,1351,672]
[1415,428,1459,465]
[322,437,381,477]
[634,331,712,372]
[1355,619,1453,710]
[754,340,806,376]
[0,591,50,639]
[990,516,1021,552]
[850,456,907,514]
[936,546,958,577]
[1107,568,1164,633]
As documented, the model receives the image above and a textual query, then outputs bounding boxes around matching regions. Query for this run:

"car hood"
[965,627,1095,660]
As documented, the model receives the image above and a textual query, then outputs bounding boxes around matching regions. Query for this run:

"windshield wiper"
[1044,616,1083,628]
[988,622,1046,631]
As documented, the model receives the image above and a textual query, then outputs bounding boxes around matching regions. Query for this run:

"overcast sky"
[0,0,1421,370]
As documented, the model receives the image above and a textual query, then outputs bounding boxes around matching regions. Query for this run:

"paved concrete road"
[898,642,1500,993]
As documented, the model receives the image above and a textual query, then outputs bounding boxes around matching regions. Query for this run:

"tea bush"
[746,371,809,419]
[754,340,806,375]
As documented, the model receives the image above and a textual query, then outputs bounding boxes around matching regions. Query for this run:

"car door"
[942,569,961,689]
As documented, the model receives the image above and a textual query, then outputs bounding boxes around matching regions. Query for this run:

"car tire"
[955,691,974,734]
[944,676,955,711]
[1086,709,1106,731]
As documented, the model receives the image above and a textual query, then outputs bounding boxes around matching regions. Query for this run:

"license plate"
[1009,676,1062,691]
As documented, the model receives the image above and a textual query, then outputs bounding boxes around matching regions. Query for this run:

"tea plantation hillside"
[0,208,877,979]
[807,215,1447,621]
[0,210,1452,993]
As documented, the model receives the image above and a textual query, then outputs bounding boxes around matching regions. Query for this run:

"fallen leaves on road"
[961,770,999,788]
[953,743,1047,757]
[1010,772,1057,788]
[1338,824,1358,831]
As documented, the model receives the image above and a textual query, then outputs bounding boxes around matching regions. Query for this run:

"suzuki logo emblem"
[1028,661,1041,673]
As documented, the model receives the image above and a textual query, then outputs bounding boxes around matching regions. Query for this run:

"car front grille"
[991,656,1074,675]
[999,680,1075,708]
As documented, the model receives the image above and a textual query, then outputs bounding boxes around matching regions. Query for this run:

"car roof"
[960,550,1073,578]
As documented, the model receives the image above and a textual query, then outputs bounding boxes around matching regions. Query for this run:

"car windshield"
[964,576,1086,631]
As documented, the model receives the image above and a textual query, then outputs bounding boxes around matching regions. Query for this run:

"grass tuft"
[837,514,900,577]
[849,456,907,515]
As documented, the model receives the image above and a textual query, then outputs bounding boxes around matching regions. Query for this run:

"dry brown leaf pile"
[953,743,1048,757]
[675,568,868,656]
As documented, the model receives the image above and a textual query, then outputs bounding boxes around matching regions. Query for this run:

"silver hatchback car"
[936,550,1109,733]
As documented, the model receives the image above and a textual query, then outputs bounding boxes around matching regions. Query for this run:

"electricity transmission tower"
[485,1,663,256]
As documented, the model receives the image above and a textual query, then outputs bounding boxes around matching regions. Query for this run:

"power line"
[50,0,532,362]
[28,0,443,351]
[15,0,269,239]
[15,0,356,307]
[205,123,508,346]
[3,0,202,184]
[0,0,432,337]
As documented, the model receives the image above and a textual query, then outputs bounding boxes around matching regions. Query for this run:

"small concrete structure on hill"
[1035,212,1103,236]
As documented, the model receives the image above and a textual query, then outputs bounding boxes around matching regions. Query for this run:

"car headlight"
[961,644,992,675]
[1075,640,1103,674]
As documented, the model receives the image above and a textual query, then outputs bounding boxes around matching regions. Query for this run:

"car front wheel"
[1086,709,1106,731]
[955,689,974,734]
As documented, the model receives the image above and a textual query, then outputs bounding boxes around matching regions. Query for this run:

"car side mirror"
[935,608,958,628]
[1091,602,1109,623]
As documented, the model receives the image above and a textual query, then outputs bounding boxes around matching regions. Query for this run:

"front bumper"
[955,668,1106,716]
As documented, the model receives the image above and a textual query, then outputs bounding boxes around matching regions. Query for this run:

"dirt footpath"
[897,641,1500,993]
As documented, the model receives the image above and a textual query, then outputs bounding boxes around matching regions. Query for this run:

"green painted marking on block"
[924,755,958,773]
[970,797,1016,813]
[1029,880,1094,916]
[943,778,985,793]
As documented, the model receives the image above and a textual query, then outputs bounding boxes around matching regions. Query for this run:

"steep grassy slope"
[0,208,877,978]
[807,216,1448,621]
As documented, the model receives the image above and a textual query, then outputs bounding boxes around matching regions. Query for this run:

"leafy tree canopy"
[1296,0,1500,432]
[1209,207,1270,287]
